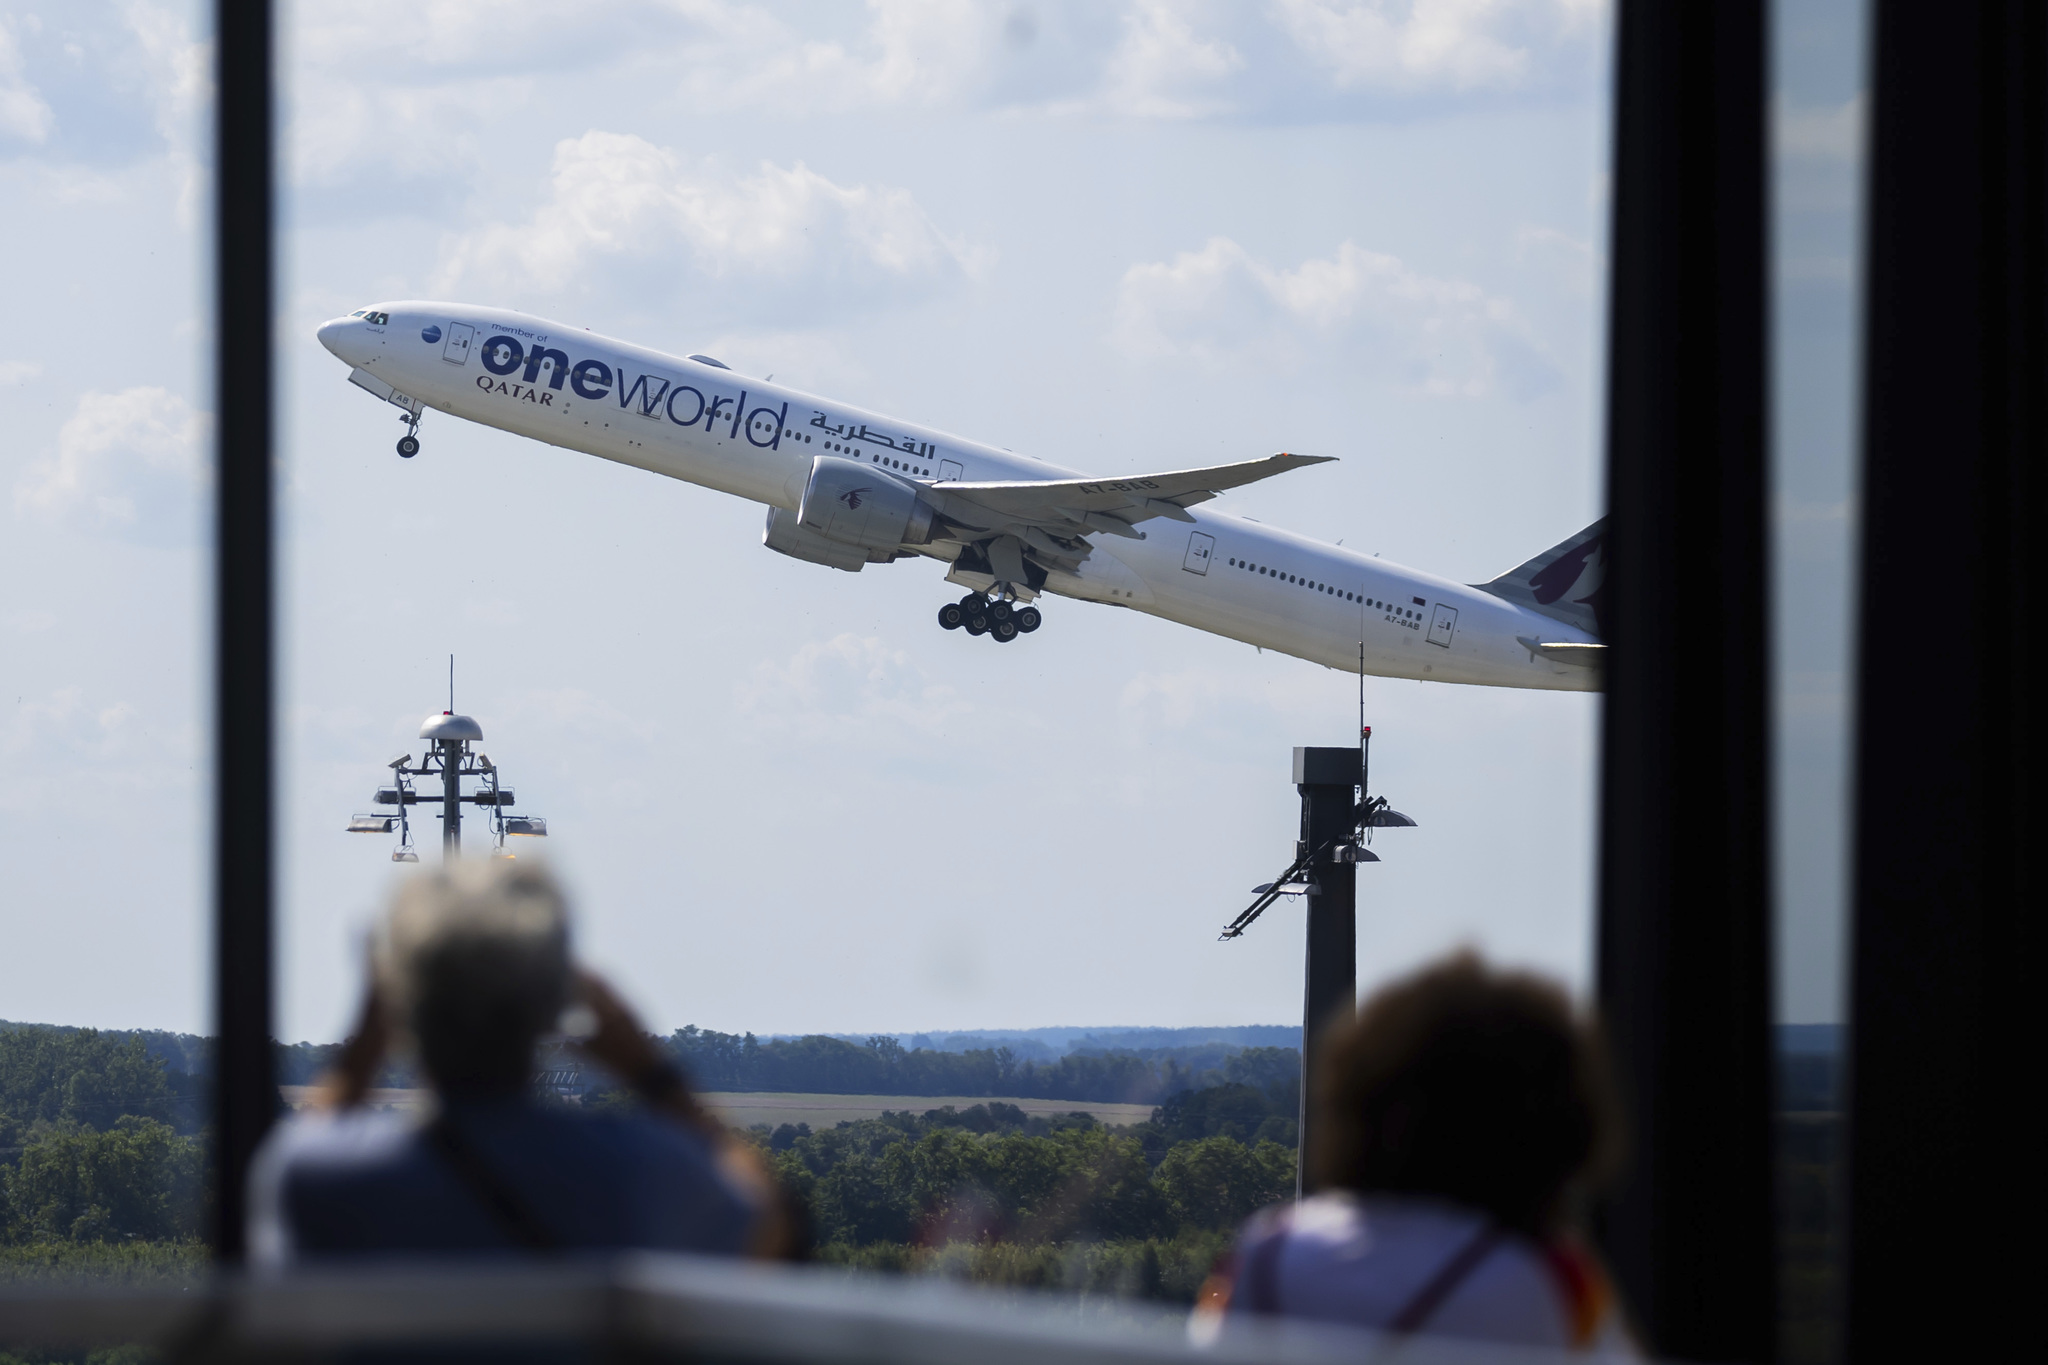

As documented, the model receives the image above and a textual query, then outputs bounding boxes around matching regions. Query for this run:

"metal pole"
[442,739,462,861]
[1595,0,1774,1357]
[1293,746,1359,1197]
[211,0,275,1262]
[1846,4,2045,1358]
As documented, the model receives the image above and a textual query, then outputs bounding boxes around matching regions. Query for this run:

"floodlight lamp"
[374,787,401,805]
[347,815,397,834]
[503,817,548,837]
[392,848,419,863]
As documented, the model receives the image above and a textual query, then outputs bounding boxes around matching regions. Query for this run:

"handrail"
[0,1254,1598,1365]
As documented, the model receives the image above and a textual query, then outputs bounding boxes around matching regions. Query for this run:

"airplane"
[316,303,1605,691]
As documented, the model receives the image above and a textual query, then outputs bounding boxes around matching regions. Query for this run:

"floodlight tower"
[346,709,548,863]
[1220,725,1415,1196]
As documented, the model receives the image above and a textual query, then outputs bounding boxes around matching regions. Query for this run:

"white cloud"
[14,387,210,538]
[1093,1,1244,118]
[737,633,971,742]
[122,2,209,144]
[1112,236,1550,397]
[280,0,1604,204]
[1118,665,1330,733]
[3,686,142,764]
[0,686,195,818]
[724,0,993,109]
[1514,223,1597,294]
[1269,0,1604,94]
[0,16,54,143]
[120,1,211,221]
[434,132,989,314]
[283,1,996,192]
[0,360,43,385]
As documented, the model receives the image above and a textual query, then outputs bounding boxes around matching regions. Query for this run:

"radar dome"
[419,711,483,742]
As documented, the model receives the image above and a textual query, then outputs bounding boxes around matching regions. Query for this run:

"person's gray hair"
[375,858,571,1094]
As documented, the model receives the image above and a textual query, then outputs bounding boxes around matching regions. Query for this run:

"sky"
[0,0,1864,1043]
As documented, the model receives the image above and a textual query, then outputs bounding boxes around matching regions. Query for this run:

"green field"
[280,1086,1157,1129]
[700,1093,1156,1129]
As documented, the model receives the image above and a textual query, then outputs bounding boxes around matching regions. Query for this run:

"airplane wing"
[932,453,1333,541]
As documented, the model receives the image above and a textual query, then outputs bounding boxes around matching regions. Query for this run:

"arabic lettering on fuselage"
[808,411,935,460]
[476,333,789,450]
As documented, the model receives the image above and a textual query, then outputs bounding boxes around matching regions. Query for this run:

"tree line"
[665,1029,1304,1106]
[738,1102,1297,1300]
[1,1019,1303,1302]
[0,1027,209,1250]
[5,1018,1308,1109]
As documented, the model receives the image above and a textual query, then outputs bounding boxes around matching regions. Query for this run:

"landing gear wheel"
[1015,606,1042,633]
[958,592,986,611]
[989,601,1013,623]
[397,435,420,458]
[964,610,990,636]
[991,618,1020,643]
[937,602,966,630]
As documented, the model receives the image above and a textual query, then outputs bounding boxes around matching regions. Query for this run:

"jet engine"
[797,455,935,550]
[762,507,872,571]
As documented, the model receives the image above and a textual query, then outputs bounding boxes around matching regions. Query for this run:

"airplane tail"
[1473,518,1606,638]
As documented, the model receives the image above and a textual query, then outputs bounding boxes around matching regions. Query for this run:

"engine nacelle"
[796,455,934,550]
[763,507,871,572]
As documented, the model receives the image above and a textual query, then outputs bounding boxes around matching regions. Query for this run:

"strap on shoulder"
[1386,1222,1505,1336]
[424,1113,562,1252]
[1244,1225,1289,1315]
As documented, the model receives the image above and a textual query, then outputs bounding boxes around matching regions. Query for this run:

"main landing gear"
[937,593,1042,643]
[396,410,423,458]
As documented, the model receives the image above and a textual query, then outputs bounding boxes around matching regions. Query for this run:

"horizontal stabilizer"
[1517,637,1607,669]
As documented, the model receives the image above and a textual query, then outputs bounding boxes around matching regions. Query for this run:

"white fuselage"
[318,303,1597,692]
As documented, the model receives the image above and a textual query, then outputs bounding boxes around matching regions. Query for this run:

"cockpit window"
[349,310,367,318]
[359,311,390,325]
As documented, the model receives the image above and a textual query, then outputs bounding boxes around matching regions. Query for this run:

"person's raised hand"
[570,968,662,1084]
[569,968,798,1260]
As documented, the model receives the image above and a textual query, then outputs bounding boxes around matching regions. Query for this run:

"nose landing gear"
[938,593,1043,643]
[396,410,423,458]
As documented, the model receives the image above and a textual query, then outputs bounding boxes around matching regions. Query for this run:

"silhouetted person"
[1206,952,1634,1353]
[249,860,777,1263]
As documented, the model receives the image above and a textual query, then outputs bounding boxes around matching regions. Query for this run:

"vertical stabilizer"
[1473,519,1607,637]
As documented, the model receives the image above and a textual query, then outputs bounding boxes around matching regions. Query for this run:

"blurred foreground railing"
[0,1254,1608,1365]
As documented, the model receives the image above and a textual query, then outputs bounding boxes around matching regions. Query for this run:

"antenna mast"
[1359,639,1367,796]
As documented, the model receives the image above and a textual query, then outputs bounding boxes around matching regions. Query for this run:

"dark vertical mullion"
[211,0,274,1262]
[1597,1,1775,1359]
[1846,4,2044,1358]
[1293,747,1360,1198]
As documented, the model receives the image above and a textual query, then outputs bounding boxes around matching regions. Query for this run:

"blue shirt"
[248,1097,758,1265]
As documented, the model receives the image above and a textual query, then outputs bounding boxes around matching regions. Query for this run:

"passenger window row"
[1224,557,1425,618]
[820,438,930,477]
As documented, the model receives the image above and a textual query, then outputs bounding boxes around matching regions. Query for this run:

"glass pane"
[0,0,210,1289]
[1771,0,1868,1360]
[278,0,1611,1299]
